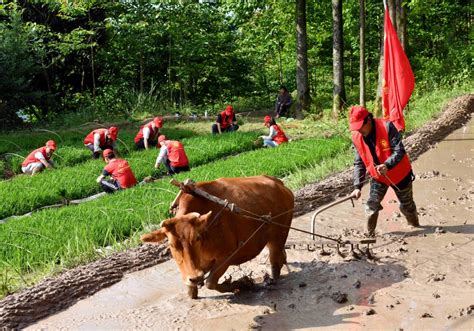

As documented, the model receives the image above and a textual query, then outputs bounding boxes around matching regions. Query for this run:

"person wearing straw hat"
[349,105,419,236]
[21,140,57,175]
[154,135,189,175]
[261,115,288,148]
[134,117,163,150]
[96,149,137,194]
[211,105,239,134]
[84,126,119,159]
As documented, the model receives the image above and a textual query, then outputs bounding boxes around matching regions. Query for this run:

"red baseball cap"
[225,105,233,116]
[46,140,57,150]
[264,115,272,124]
[154,117,163,128]
[103,149,114,158]
[349,106,369,131]
[108,126,118,140]
[158,135,167,144]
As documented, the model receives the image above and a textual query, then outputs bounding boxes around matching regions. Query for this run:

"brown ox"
[141,175,294,299]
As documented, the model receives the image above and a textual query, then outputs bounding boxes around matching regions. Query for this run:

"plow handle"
[310,195,355,240]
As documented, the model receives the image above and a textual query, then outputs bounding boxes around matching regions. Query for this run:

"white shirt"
[34,151,46,161]
[143,127,151,140]
[155,145,169,166]
[261,126,277,141]
[93,130,115,152]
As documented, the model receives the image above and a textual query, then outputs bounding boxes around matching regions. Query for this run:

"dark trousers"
[276,105,290,118]
[100,179,120,194]
[86,144,114,159]
[211,124,239,135]
[163,158,190,176]
[135,138,158,150]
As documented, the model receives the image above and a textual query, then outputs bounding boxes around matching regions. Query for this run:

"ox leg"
[188,285,198,299]
[268,243,287,280]
[205,266,240,294]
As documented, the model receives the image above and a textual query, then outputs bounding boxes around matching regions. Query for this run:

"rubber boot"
[404,212,420,227]
[366,213,378,237]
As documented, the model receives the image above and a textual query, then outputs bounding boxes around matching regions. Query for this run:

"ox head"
[141,211,215,293]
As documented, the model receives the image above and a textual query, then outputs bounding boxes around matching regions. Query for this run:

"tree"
[332,0,345,117]
[296,0,310,118]
[359,0,366,106]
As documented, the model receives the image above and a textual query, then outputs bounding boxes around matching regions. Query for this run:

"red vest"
[134,122,159,143]
[22,147,50,167]
[84,129,107,146]
[352,119,412,186]
[165,141,189,167]
[104,159,137,189]
[219,111,233,129]
[272,124,288,144]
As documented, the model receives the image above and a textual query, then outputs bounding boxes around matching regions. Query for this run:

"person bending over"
[134,117,163,150]
[21,140,57,176]
[211,105,239,134]
[96,149,137,194]
[154,135,190,175]
[84,127,118,159]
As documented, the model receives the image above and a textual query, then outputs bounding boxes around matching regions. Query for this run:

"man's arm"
[384,122,406,169]
[143,127,150,150]
[154,146,168,168]
[232,114,237,125]
[35,152,52,169]
[96,169,110,183]
[215,114,222,134]
[353,145,366,190]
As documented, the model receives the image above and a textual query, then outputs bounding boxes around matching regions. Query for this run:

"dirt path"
[27,114,474,330]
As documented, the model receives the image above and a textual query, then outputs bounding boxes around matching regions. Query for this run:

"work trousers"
[163,158,190,176]
[135,138,158,150]
[211,124,239,135]
[100,179,120,194]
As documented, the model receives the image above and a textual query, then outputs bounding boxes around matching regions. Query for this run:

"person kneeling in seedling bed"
[260,115,289,148]
[154,135,190,176]
[21,140,57,176]
[211,105,239,134]
[96,149,137,194]
[134,117,163,150]
[83,126,119,159]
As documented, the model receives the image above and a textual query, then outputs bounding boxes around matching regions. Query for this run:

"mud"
[0,94,472,330]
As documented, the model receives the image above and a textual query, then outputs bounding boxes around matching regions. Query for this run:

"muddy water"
[30,119,473,331]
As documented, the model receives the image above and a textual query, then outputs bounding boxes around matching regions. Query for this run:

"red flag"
[382,8,415,132]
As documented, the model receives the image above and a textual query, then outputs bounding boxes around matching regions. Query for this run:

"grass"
[0,82,472,298]
[0,132,259,219]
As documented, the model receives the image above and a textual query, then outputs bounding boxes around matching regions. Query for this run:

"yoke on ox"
[141,175,294,299]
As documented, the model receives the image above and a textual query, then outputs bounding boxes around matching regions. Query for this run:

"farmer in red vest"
[261,115,289,147]
[154,135,190,175]
[96,149,137,194]
[84,126,118,159]
[349,106,419,236]
[134,117,163,150]
[211,105,239,134]
[21,140,57,176]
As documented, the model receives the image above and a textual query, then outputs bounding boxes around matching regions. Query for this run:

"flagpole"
[383,0,387,10]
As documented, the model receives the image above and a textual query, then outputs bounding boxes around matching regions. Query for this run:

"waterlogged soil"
[0,94,473,329]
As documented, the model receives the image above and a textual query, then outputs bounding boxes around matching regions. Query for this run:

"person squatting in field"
[154,135,190,176]
[96,149,137,194]
[211,105,239,134]
[21,140,57,176]
[83,126,119,159]
[349,106,420,236]
[261,115,289,147]
[134,117,163,150]
[275,86,292,118]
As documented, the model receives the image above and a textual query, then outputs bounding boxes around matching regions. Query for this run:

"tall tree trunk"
[375,17,384,117]
[396,0,408,50]
[359,0,366,106]
[296,0,310,119]
[277,42,283,85]
[332,0,345,117]
[139,52,144,94]
[90,44,96,98]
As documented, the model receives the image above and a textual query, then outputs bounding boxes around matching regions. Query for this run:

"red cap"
[154,117,163,128]
[225,105,233,116]
[108,126,118,140]
[103,149,114,159]
[264,115,272,124]
[46,140,57,150]
[158,135,167,144]
[349,106,369,131]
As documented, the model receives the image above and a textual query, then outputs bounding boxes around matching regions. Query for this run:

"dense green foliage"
[0,0,470,127]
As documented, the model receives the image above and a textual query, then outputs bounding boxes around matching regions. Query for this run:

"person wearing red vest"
[96,149,137,194]
[154,135,190,175]
[261,115,289,147]
[349,105,419,236]
[211,105,239,134]
[84,127,118,159]
[21,140,57,176]
[134,117,163,150]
